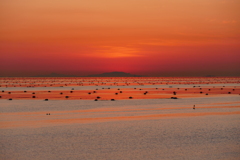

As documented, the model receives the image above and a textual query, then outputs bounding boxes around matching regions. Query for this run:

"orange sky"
[0,0,240,77]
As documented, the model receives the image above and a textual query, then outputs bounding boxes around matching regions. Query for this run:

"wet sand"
[1,77,240,159]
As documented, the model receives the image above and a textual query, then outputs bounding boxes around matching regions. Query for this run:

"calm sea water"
[1,115,239,160]
[1,96,240,160]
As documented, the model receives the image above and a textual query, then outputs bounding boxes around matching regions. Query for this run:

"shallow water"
[1,95,239,113]
[1,77,240,159]
[1,83,239,91]
[1,115,239,160]
[1,96,240,160]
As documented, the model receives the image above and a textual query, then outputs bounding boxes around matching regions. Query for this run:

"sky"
[0,0,240,77]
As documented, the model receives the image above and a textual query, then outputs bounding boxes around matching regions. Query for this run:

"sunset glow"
[0,0,239,76]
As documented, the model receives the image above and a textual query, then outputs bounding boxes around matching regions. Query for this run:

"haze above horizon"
[0,0,240,77]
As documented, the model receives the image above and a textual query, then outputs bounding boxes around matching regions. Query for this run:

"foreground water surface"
[1,77,240,159]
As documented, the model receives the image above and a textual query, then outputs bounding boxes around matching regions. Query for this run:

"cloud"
[84,46,143,58]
